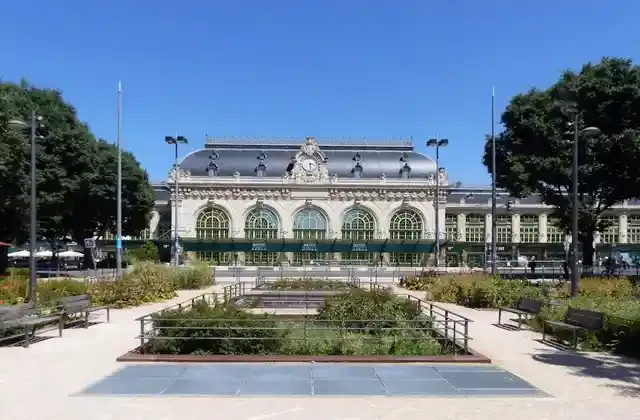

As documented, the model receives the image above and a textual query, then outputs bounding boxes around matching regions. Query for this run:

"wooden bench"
[542,307,605,348]
[0,303,63,348]
[58,294,110,328]
[498,297,544,329]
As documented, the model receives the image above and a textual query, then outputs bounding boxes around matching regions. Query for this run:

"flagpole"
[116,81,123,278]
[491,86,497,276]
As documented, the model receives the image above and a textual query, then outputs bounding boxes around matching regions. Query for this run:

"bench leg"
[542,322,546,342]
[517,314,523,330]
[106,308,110,323]
[498,308,502,325]
[572,329,578,349]
[58,317,64,337]
[84,311,89,328]
[23,327,30,348]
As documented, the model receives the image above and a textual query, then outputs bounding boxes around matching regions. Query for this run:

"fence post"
[139,317,145,353]
[464,320,469,353]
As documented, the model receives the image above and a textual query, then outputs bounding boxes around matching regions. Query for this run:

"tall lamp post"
[9,111,43,303]
[427,137,449,268]
[165,135,188,267]
[570,115,600,297]
[491,87,497,276]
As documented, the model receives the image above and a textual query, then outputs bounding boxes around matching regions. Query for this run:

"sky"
[1,0,637,185]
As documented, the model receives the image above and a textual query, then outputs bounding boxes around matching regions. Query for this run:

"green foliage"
[530,297,640,357]
[484,57,640,265]
[148,289,447,356]
[128,241,160,263]
[0,80,154,252]
[0,263,215,310]
[265,277,354,291]
[170,263,215,290]
[400,274,547,308]
[151,302,284,355]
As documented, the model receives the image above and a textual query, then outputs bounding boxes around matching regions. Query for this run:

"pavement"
[0,283,638,419]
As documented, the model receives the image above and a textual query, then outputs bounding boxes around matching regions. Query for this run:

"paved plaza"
[0,285,638,420]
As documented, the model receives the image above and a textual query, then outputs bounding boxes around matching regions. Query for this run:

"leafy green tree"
[128,241,160,262]
[483,57,640,266]
[70,139,155,259]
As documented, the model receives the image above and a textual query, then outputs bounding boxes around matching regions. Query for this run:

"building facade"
[122,136,640,267]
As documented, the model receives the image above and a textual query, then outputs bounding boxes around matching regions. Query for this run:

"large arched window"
[341,208,375,264]
[195,207,230,264]
[293,208,328,265]
[389,209,423,266]
[245,207,279,265]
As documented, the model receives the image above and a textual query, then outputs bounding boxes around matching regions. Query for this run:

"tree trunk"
[580,231,596,273]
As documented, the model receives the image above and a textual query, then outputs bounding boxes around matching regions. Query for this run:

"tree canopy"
[0,80,155,247]
[483,57,640,264]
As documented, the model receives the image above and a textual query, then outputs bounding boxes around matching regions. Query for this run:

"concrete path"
[0,284,638,420]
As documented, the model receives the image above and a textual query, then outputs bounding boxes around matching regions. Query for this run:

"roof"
[178,140,437,179]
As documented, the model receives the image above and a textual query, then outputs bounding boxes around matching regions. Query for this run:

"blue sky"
[1,0,636,184]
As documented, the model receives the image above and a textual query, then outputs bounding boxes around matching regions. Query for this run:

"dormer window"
[353,152,362,162]
[209,150,220,160]
[285,157,296,175]
[256,162,267,177]
[207,162,219,177]
[399,152,409,162]
[400,163,411,180]
[352,163,363,178]
[257,151,267,161]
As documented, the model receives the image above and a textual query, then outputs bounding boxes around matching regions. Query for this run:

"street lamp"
[427,137,449,268]
[165,135,188,267]
[8,111,43,303]
[570,116,600,297]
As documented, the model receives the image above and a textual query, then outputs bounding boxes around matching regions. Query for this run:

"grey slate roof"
[179,143,437,179]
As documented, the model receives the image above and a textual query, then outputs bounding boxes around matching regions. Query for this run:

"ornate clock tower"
[293,137,329,183]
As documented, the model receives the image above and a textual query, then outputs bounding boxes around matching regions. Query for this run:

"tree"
[0,80,98,248]
[70,139,156,266]
[483,57,640,266]
[128,241,160,263]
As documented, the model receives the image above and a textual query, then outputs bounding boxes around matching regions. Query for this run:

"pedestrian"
[528,256,537,275]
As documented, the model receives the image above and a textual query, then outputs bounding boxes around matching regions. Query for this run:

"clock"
[301,158,318,172]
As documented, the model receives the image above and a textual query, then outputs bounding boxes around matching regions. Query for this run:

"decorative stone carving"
[301,136,318,156]
[438,168,447,185]
[233,171,240,179]
[181,187,292,200]
[168,167,191,181]
[379,173,386,183]
[328,188,433,201]
[330,173,338,183]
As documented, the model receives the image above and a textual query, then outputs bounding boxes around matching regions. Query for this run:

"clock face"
[301,158,318,172]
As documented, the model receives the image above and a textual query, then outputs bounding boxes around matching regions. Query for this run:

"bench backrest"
[515,298,543,314]
[58,294,92,312]
[564,307,605,330]
[0,302,38,322]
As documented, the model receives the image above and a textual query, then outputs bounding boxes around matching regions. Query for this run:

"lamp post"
[570,115,601,297]
[491,87,497,276]
[8,111,43,303]
[427,137,449,268]
[165,135,188,267]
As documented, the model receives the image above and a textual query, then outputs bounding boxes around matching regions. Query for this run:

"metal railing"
[136,316,471,355]
[405,295,473,354]
[222,282,246,302]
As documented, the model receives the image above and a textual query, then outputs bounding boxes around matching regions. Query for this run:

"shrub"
[127,241,160,263]
[89,262,177,308]
[266,277,353,291]
[422,274,546,308]
[170,263,215,290]
[557,277,638,299]
[151,301,284,355]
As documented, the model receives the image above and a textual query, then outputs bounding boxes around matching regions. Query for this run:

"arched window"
[389,209,423,266]
[341,208,375,264]
[245,208,279,265]
[195,207,230,264]
[293,208,328,265]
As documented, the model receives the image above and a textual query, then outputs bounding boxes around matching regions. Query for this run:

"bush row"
[264,277,355,291]
[0,262,215,309]
[399,273,640,357]
[150,289,446,356]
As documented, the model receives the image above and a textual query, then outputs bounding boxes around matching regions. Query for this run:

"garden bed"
[117,289,489,363]
[253,277,360,291]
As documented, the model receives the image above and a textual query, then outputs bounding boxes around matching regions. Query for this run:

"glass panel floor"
[78,363,550,397]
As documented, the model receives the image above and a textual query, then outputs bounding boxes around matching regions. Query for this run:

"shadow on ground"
[531,349,640,397]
